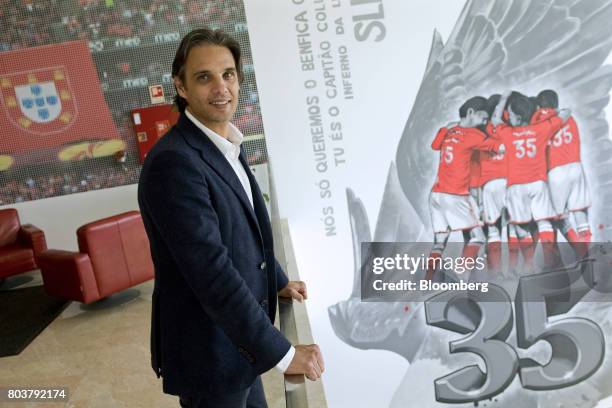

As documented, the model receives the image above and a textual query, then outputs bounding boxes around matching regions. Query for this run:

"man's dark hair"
[537,89,559,109]
[508,91,536,124]
[487,94,501,117]
[172,28,244,112]
[459,96,489,118]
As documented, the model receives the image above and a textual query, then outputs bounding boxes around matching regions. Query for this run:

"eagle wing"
[395,0,612,240]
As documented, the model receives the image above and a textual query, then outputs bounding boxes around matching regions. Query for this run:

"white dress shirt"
[185,110,295,373]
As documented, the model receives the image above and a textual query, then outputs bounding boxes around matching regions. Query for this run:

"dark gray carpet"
[0,285,69,357]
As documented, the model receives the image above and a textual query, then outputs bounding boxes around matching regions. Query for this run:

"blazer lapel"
[176,115,263,241]
[239,151,269,235]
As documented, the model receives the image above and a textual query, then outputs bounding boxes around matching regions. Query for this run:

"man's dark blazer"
[137,113,291,396]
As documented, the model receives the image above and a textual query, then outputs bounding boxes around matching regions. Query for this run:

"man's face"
[466,109,488,127]
[508,105,523,127]
[174,44,239,135]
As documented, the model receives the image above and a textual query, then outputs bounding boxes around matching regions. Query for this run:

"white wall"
[0,184,138,251]
[0,164,269,252]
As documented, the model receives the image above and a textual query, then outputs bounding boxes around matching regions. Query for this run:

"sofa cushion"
[0,209,20,247]
[0,244,36,278]
[76,211,153,298]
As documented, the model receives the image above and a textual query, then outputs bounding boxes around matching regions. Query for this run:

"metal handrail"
[273,220,309,408]
[268,162,327,408]
[279,296,309,407]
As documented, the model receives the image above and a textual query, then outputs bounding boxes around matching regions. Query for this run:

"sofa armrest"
[38,250,101,304]
[18,224,48,256]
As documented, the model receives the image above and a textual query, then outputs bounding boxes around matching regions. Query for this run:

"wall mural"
[0,0,267,206]
[331,1,612,406]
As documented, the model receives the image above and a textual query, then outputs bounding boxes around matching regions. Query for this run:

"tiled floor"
[0,271,284,407]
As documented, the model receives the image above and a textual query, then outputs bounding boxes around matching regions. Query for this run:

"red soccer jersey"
[469,152,482,188]
[548,117,581,169]
[431,127,447,150]
[531,109,582,170]
[531,108,556,123]
[479,122,507,185]
[496,116,564,186]
[431,127,501,195]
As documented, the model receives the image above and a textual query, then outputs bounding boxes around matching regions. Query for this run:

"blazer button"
[259,261,266,270]
[260,299,268,309]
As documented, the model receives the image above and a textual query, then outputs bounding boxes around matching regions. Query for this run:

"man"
[468,152,484,227]
[492,91,570,269]
[478,94,508,272]
[426,96,504,280]
[533,89,591,256]
[138,29,324,407]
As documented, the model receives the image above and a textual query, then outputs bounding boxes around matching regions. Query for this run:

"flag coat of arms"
[3,68,76,134]
[0,41,121,162]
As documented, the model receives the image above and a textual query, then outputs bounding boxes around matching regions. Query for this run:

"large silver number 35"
[425,263,605,403]
[515,265,604,390]
[425,285,518,403]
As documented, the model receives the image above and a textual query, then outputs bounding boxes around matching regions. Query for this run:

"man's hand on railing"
[279,280,308,302]
[285,344,325,381]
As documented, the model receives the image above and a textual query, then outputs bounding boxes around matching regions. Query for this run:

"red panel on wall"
[131,104,179,163]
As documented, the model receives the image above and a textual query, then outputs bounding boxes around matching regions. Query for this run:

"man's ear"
[174,77,187,98]
[467,108,475,116]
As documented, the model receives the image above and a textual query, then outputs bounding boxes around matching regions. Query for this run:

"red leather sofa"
[38,211,154,304]
[0,208,47,280]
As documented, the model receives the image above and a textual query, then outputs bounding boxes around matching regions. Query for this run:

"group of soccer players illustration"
[426,90,592,280]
